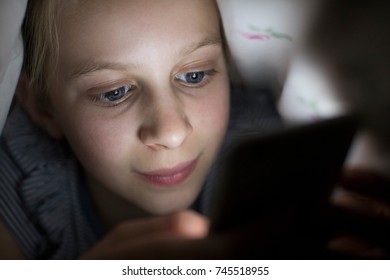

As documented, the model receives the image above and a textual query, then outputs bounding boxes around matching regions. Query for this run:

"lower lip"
[136,159,198,187]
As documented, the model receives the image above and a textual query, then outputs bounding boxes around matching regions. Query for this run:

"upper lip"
[135,158,198,177]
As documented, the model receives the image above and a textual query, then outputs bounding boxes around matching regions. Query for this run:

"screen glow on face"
[47,0,230,216]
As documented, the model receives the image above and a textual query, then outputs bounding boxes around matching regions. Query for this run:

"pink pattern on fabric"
[240,32,270,41]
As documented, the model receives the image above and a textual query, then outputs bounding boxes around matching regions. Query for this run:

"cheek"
[196,79,230,141]
[57,109,135,174]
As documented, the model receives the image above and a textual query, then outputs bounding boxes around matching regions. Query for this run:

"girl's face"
[47,0,230,214]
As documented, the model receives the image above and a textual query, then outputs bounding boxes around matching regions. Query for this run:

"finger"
[112,233,235,260]
[331,187,390,218]
[324,206,390,252]
[328,235,387,259]
[81,211,210,259]
[339,167,390,202]
[109,210,209,242]
[326,168,390,256]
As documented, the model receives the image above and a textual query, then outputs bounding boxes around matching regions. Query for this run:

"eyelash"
[90,84,135,107]
[175,69,217,88]
[89,69,217,107]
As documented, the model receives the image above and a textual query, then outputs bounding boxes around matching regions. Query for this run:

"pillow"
[0,0,27,135]
[217,0,346,123]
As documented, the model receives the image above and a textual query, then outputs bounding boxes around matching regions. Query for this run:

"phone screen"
[210,115,358,232]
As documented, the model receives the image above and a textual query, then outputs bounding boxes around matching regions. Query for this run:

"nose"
[138,94,193,150]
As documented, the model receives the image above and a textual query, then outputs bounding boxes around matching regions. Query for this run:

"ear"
[15,74,64,139]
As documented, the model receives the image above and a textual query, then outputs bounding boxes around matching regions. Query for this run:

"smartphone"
[209,115,358,234]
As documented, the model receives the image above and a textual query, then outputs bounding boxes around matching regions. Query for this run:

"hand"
[80,210,213,259]
[327,167,390,258]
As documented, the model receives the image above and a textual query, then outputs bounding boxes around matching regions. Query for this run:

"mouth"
[135,158,198,187]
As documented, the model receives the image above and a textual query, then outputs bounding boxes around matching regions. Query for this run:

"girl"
[0,0,279,259]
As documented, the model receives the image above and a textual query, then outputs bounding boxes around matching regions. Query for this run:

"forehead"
[55,0,221,77]
[57,0,220,50]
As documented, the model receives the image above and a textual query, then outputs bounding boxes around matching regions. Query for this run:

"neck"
[86,176,150,231]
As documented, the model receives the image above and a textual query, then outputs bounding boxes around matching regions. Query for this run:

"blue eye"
[93,85,133,106]
[175,71,213,85]
[184,72,205,84]
[102,85,131,101]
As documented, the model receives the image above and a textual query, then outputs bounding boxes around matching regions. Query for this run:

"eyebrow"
[69,36,222,80]
[69,61,130,80]
[178,36,222,57]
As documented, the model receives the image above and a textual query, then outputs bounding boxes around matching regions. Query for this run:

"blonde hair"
[22,0,61,108]
[21,0,236,107]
